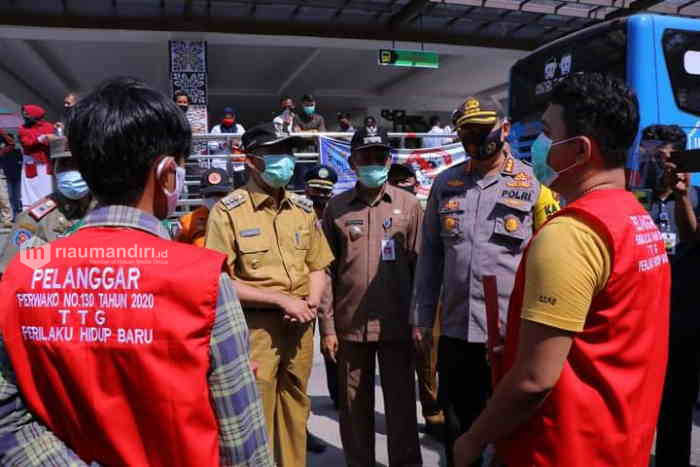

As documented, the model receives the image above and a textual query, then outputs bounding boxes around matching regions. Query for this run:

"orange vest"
[176,206,209,247]
[2,226,225,465]
[499,189,670,467]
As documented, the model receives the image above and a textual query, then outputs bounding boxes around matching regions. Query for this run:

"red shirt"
[2,226,225,465]
[18,120,55,165]
[499,189,670,467]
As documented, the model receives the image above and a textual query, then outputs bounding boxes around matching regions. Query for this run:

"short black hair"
[642,124,687,151]
[550,73,639,168]
[174,90,190,102]
[68,77,192,206]
[338,112,351,120]
[302,94,315,102]
[429,115,441,127]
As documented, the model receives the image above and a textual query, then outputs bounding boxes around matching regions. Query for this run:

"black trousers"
[438,337,491,467]
[655,324,700,467]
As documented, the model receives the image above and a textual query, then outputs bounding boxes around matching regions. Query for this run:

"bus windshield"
[510,22,628,124]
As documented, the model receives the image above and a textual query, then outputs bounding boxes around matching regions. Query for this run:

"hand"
[321,335,339,363]
[663,161,690,197]
[412,326,432,351]
[454,432,483,467]
[278,294,315,323]
[250,360,259,377]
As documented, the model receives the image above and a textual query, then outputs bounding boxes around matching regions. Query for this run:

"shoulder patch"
[28,197,58,221]
[220,192,246,211]
[291,195,313,213]
[12,228,35,247]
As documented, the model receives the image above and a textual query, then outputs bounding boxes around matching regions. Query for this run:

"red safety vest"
[2,226,225,466]
[498,189,670,467]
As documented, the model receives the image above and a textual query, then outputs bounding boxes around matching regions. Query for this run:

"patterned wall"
[169,40,208,134]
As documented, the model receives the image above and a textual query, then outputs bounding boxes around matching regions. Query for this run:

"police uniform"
[204,124,334,467]
[411,97,559,466]
[0,137,92,275]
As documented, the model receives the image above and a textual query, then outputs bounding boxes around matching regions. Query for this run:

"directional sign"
[378,49,439,69]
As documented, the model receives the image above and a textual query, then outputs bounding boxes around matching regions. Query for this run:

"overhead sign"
[378,49,439,69]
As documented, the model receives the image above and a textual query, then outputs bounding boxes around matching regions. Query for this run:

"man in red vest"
[454,73,670,467]
[0,77,273,466]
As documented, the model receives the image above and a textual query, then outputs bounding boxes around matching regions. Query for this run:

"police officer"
[304,164,338,219]
[205,122,334,467]
[410,97,559,466]
[0,135,92,277]
[175,168,233,247]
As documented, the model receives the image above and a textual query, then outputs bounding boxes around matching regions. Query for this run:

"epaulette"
[220,192,246,211]
[521,159,533,167]
[291,194,313,213]
[28,197,58,221]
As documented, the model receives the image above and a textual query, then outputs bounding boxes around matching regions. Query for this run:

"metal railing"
[177,131,458,215]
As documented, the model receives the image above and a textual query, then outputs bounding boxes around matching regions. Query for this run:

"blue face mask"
[260,154,296,189]
[56,170,89,200]
[303,105,315,115]
[530,133,581,187]
[356,165,389,189]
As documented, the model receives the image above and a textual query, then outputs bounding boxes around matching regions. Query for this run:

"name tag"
[345,219,364,226]
[662,232,677,255]
[381,239,396,261]
[240,228,261,238]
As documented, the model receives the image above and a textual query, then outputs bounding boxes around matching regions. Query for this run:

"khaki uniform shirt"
[321,184,423,342]
[205,178,334,299]
[0,193,88,274]
[411,155,559,343]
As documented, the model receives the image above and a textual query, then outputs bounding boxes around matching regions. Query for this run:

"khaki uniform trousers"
[338,340,422,467]
[415,308,442,420]
[246,310,314,467]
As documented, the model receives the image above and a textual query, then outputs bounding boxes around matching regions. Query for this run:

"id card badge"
[381,239,396,261]
[661,232,677,255]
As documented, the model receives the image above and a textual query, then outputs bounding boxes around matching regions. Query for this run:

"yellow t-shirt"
[521,214,612,332]
[533,185,561,230]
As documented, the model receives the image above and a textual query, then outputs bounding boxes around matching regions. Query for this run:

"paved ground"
[1,230,700,466]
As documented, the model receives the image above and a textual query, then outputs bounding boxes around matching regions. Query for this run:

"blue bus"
[508,14,700,185]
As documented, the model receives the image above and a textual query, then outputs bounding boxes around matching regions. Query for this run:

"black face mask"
[23,117,36,127]
[178,105,189,114]
[461,126,504,160]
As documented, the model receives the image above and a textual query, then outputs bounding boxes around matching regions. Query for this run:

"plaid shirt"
[0,205,273,466]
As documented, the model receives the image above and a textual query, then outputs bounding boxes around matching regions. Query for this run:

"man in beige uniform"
[321,126,423,467]
[205,122,334,467]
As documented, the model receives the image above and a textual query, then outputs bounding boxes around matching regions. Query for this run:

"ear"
[246,155,263,172]
[577,136,593,164]
[155,156,176,193]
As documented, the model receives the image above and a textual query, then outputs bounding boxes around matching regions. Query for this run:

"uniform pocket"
[238,235,270,272]
[491,201,530,247]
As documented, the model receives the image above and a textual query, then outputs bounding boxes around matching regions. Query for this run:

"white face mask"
[203,196,221,211]
[166,166,186,217]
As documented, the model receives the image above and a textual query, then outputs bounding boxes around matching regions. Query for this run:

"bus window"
[510,23,627,124]
[663,29,700,117]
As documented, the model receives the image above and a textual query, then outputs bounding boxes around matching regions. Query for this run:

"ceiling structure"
[1,0,698,125]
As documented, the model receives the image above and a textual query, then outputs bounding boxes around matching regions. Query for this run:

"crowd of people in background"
[0,72,696,467]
